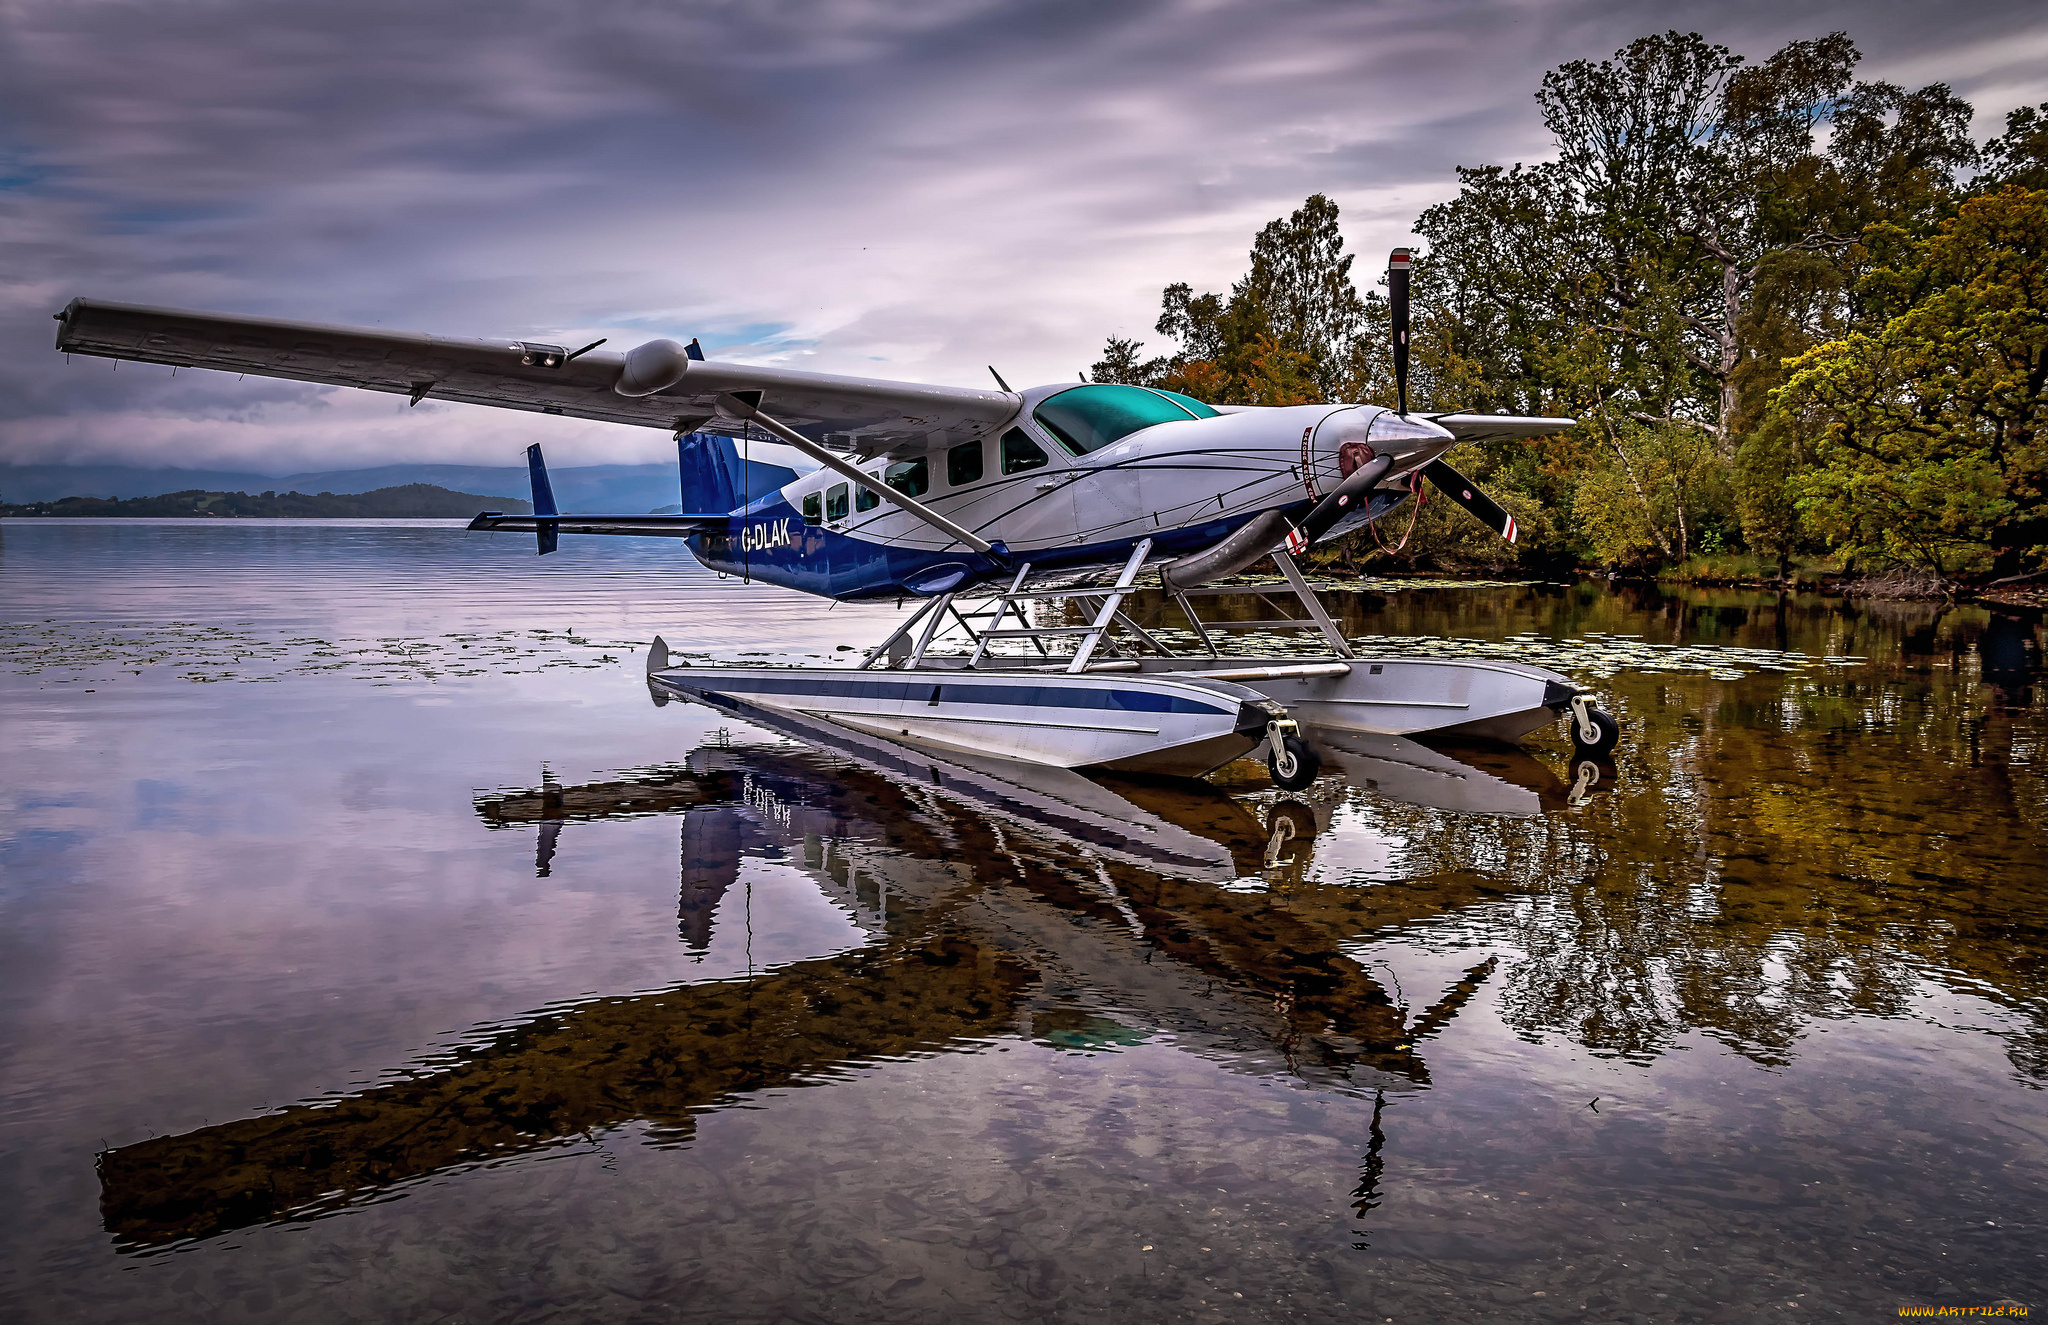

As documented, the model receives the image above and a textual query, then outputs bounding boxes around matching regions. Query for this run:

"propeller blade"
[1389,248,1412,418]
[1422,459,1516,543]
[1288,453,1396,550]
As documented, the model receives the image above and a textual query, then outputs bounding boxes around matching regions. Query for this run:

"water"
[2,519,2044,1321]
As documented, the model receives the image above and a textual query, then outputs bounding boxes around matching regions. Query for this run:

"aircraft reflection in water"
[97,709,1581,1252]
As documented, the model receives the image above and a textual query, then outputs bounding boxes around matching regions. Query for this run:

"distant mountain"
[2,455,808,513]
[1,484,532,519]
[0,464,285,502]
[276,464,683,512]
[0,462,681,511]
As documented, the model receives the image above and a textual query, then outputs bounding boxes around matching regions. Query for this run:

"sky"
[3,0,2045,475]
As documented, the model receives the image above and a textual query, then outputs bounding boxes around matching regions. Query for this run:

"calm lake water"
[2,519,2044,1322]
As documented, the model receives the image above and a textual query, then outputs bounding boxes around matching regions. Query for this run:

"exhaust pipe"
[1160,509,1292,591]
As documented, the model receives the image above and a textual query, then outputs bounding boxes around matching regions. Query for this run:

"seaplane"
[52,250,1620,786]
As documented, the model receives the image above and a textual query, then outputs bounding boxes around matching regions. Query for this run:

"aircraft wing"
[53,299,1018,456]
[1425,413,1577,445]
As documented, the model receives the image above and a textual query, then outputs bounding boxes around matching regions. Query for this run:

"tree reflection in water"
[92,586,2048,1289]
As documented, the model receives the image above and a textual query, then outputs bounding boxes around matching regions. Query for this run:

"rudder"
[676,431,799,513]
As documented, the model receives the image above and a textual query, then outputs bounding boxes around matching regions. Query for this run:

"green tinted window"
[1001,428,1048,474]
[1149,388,1221,418]
[801,492,822,525]
[855,484,880,512]
[1032,384,1198,455]
[885,457,929,498]
[825,484,849,521]
[947,441,984,486]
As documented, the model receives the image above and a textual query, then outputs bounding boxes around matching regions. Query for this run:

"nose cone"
[1314,407,1455,485]
[1365,411,1455,459]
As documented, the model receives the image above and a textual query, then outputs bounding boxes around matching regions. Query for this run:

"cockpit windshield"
[1032,384,1219,456]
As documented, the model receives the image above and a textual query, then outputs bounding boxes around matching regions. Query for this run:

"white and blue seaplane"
[54,251,1619,787]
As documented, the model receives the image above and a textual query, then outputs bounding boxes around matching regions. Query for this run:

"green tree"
[1088,336,1164,386]
[1979,102,2048,193]
[1777,188,2048,577]
[1416,29,1978,567]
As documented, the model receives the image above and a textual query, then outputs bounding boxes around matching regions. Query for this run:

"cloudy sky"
[4,0,2045,474]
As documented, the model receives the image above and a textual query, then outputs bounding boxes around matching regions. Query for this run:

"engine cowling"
[1311,407,1456,491]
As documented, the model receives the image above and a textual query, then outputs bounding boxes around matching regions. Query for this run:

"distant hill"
[0,484,531,519]
[0,461,676,510]
[1,453,805,512]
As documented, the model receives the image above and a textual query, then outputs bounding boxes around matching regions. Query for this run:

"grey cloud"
[3,0,2043,472]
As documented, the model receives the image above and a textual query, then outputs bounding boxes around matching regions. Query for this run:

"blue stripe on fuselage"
[686,488,1412,599]
[687,496,1009,599]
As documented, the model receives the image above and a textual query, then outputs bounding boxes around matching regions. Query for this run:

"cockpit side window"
[1032,384,1202,455]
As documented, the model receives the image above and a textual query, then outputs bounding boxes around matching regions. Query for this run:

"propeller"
[1391,247,1519,545]
[1422,458,1517,543]
[1389,248,1411,418]
[1279,247,1517,554]
[1286,453,1396,553]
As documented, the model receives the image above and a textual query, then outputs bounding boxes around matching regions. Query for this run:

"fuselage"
[689,384,1457,600]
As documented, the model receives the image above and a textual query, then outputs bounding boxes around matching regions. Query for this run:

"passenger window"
[801,492,822,526]
[1001,428,1049,475]
[825,484,849,522]
[885,457,929,498]
[948,441,984,487]
[855,485,880,512]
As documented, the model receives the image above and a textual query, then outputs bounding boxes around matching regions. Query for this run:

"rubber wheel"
[1267,733,1322,791]
[1571,708,1621,757]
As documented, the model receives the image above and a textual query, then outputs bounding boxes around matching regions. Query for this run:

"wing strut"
[717,392,997,556]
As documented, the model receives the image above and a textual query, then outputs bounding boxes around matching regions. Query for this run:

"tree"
[1776,188,2048,578]
[1088,336,1163,386]
[1105,193,1376,406]
[1980,102,2048,193]
[1229,193,1368,372]
[1416,29,1980,568]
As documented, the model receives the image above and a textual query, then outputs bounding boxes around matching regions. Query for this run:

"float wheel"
[1571,705,1621,757]
[1268,732,1322,790]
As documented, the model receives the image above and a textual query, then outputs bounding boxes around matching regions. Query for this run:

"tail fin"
[526,444,559,555]
[677,431,799,514]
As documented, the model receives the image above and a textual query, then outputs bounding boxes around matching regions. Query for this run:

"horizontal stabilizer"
[468,512,727,540]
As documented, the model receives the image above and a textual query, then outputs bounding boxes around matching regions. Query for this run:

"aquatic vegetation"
[0,621,668,687]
